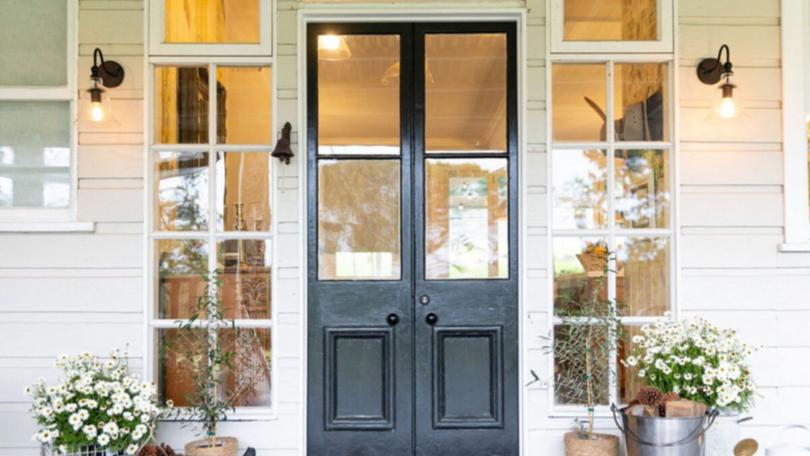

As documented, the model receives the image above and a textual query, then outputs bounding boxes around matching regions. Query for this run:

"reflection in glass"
[425,34,507,153]
[553,324,610,405]
[156,239,209,319]
[564,0,658,42]
[318,35,400,155]
[0,102,71,208]
[552,149,607,230]
[217,240,271,320]
[155,152,209,231]
[164,0,260,44]
[154,66,216,144]
[426,159,508,280]
[616,237,670,316]
[158,328,271,407]
[216,152,271,231]
[615,150,669,228]
[216,67,273,144]
[318,160,401,280]
[614,63,668,142]
[552,64,607,142]
[619,326,644,404]
[553,237,608,315]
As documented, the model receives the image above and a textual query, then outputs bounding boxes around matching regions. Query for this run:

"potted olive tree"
[163,274,266,456]
[542,248,624,456]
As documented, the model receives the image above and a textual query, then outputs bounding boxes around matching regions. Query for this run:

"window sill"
[779,242,810,253]
[0,222,95,233]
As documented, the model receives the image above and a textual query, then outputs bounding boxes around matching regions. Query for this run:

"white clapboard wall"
[0,0,808,455]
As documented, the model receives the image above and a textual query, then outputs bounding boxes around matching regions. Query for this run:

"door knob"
[386,313,400,326]
[419,295,430,305]
[425,313,438,325]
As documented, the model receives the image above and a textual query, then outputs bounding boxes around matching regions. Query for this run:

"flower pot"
[184,437,238,456]
[564,431,619,456]
[612,405,718,456]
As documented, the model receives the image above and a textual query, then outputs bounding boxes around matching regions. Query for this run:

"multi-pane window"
[148,6,274,411]
[550,60,674,408]
[0,0,74,216]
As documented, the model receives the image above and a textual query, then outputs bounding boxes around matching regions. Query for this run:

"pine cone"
[636,386,665,407]
[136,446,158,456]
[160,444,177,456]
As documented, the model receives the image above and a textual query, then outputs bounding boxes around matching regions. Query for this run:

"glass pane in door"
[164,0,260,44]
[425,34,507,153]
[317,35,401,156]
[318,159,401,280]
[425,158,508,279]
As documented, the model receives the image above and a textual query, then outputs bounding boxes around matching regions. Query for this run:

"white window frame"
[148,0,273,56]
[145,0,278,417]
[545,53,677,415]
[0,0,79,225]
[550,0,673,54]
[779,0,810,252]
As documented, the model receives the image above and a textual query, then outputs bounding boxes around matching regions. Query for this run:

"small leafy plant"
[541,246,625,439]
[162,273,266,448]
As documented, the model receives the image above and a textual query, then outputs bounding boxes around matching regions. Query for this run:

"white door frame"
[296,7,528,454]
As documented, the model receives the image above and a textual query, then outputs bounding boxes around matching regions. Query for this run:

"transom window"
[551,0,674,53]
[0,0,75,219]
[147,5,275,413]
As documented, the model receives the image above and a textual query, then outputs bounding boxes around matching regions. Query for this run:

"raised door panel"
[325,328,394,430]
[433,327,503,429]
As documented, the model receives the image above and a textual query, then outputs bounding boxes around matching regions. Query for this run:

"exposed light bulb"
[319,35,341,51]
[718,97,736,119]
[90,101,105,122]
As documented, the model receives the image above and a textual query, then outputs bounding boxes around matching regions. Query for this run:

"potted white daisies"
[620,315,757,455]
[27,349,167,456]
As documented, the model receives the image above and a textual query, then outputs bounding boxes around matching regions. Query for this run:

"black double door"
[307,22,518,456]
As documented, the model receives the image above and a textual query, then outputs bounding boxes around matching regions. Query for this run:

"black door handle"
[386,313,400,326]
[425,313,438,325]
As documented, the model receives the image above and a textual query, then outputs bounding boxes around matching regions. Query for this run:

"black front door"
[307,22,518,456]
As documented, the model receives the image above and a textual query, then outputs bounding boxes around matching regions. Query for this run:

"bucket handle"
[611,404,719,448]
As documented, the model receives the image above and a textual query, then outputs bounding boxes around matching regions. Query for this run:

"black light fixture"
[271,122,294,164]
[86,48,125,123]
[696,44,737,119]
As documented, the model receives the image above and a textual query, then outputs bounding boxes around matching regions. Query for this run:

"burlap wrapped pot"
[564,431,620,456]
[184,437,239,456]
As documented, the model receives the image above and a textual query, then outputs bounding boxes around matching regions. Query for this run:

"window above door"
[550,0,674,53]
[148,0,273,56]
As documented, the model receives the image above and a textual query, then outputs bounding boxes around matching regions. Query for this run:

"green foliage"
[541,248,625,439]
[162,274,255,439]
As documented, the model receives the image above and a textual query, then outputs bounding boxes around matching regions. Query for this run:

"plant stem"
[586,324,594,438]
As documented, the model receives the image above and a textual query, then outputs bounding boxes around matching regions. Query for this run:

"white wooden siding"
[1,0,809,455]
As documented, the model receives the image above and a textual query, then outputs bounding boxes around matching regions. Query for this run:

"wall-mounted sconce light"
[85,48,125,123]
[271,122,294,164]
[696,44,737,119]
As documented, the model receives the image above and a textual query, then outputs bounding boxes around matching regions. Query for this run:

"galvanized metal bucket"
[611,404,719,456]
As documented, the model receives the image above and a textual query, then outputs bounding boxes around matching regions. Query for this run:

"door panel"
[308,22,517,456]
[325,328,395,429]
[433,327,503,428]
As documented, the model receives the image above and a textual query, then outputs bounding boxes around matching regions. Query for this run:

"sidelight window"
[550,58,675,409]
[147,49,276,411]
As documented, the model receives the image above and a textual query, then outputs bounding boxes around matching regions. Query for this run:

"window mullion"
[605,60,619,407]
